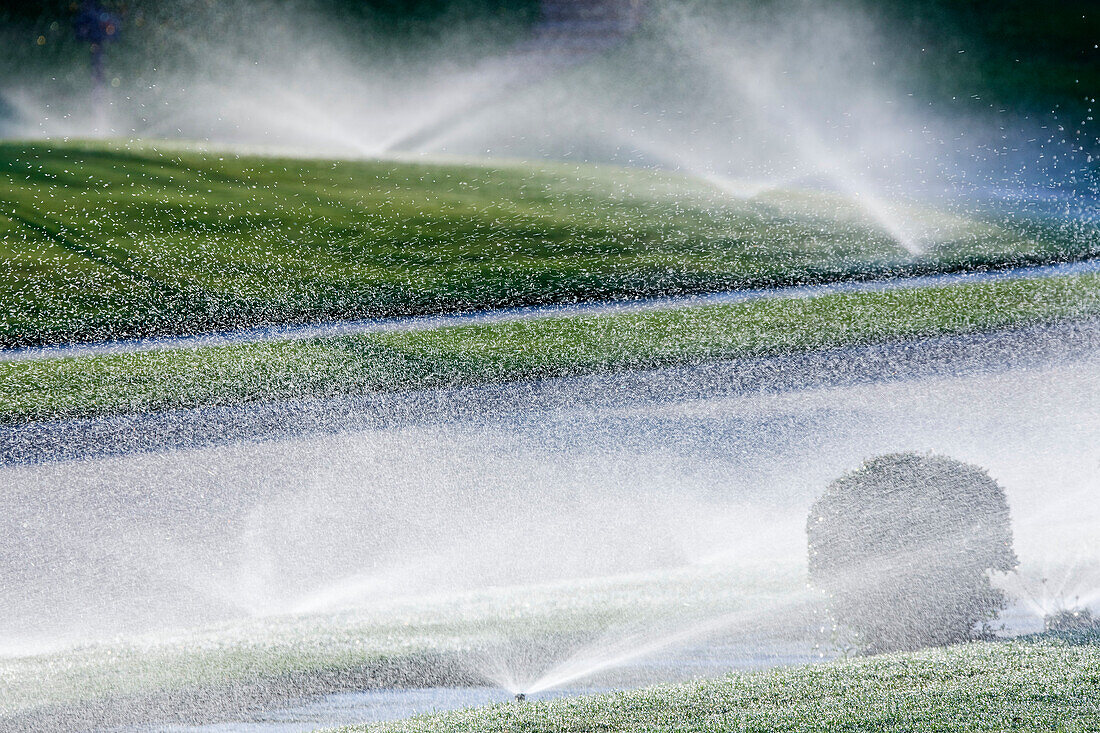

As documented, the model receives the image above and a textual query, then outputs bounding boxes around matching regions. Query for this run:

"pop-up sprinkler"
[514,692,526,702]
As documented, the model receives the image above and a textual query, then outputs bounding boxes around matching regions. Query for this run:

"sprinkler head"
[514,692,526,702]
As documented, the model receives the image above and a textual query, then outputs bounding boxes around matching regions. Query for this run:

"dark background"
[0,1,1096,127]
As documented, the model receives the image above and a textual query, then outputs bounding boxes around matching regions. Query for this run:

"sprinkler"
[514,692,526,702]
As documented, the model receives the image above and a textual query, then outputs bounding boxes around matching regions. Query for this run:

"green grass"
[1,140,1093,348]
[3,272,1099,423]
[0,563,792,719]
[358,636,1100,733]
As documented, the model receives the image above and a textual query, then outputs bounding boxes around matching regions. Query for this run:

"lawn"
[1,140,1094,348]
[359,635,1100,733]
[0,563,796,724]
[3,271,1098,423]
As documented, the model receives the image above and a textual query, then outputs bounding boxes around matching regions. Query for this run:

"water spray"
[1045,607,1096,632]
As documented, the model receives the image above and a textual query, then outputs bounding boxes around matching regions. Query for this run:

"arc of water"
[517,590,818,695]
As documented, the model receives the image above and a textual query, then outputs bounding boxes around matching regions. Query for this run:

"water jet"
[0,1,1097,729]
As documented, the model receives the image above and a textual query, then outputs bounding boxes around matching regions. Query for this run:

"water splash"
[491,591,819,696]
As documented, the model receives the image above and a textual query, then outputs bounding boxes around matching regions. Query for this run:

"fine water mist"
[2,2,1099,728]
[5,0,1094,210]
[3,325,1099,669]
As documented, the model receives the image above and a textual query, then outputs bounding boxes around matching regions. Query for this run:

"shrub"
[1045,607,1098,633]
[807,453,1017,653]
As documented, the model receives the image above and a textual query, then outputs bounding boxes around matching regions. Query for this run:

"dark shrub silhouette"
[1045,607,1098,632]
[807,453,1017,653]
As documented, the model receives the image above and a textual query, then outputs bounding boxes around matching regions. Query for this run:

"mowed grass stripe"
[3,273,1098,423]
[2,140,1094,347]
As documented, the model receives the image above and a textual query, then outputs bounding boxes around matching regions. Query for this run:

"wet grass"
[0,563,790,725]
[360,635,1100,733]
[0,614,481,724]
[2,271,1099,423]
[1,139,1094,348]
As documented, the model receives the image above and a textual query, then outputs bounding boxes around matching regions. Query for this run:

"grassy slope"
[361,637,1100,733]
[1,140,1094,348]
[3,272,1099,423]
[0,564,790,719]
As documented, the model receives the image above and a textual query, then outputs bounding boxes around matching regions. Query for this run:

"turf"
[3,272,1099,423]
[357,635,1100,733]
[0,140,1093,348]
[0,563,790,722]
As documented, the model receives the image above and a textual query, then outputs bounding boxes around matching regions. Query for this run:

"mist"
[2,2,1099,727]
[3,323,1098,655]
[5,0,1094,193]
